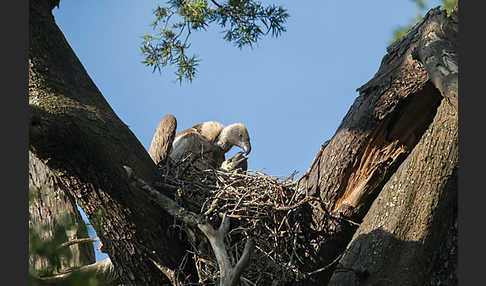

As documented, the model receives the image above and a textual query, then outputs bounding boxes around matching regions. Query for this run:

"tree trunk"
[29,1,193,284]
[327,8,458,286]
[29,0,457,284]
[294,7,457,284]
[29,151,95,274]
[327,98,457,286]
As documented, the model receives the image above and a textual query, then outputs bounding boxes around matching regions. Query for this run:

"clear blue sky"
[54,0,443,262]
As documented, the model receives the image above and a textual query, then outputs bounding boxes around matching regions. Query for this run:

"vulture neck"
[215,132,231,153]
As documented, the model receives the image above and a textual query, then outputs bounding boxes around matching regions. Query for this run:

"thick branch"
[124,165,204,227]
[124,166,255,286]
[414,8,458,110]
[198,215,233,284]
[232,239,255,285]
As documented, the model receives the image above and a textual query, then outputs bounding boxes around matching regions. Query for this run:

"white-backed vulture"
[170,121,251,169]
[148,114,177,165]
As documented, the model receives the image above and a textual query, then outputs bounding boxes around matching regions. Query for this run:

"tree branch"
[34,258,118,285]
[232,239,255,285]
[210,0,223,8]
[58,238,100,250]
[123,166,255,286]
[123,165,203,227]
[413,8,458,111]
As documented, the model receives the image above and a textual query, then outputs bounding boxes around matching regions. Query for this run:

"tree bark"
[28,0,457,284]
[29,1,193,284]
[29,151,95,274]
[294,7,457,284]
[327,98,457,286]
[327,8,458,286]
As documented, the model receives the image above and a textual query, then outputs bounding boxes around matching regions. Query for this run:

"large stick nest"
[155,155,333,285]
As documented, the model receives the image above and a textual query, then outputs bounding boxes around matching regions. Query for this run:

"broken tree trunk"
[294,7,456,284]
[29,1,193,284]
[328,7,458,286]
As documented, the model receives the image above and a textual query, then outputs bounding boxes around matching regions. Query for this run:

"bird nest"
[155,155,325,285]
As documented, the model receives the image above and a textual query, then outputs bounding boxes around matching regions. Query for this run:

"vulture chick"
[148,114,177,165]
[170,121,251,169]
[220,152,248,172]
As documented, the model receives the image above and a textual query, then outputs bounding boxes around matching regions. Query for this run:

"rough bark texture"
[427,216,457,286]
[29,1,193,284]
[28,0,457,284]
[327,98,457,285]
[327,8,458,286]
[294,7,456,284]
[29,151,95,274]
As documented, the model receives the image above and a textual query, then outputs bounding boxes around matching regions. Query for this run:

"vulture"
[148,114,177,165]
[170,121,251,169]
[220,151,248,172]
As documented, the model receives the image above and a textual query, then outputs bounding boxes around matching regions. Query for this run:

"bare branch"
[123,165,204,227]
[232,239,255,285]
[305,253,344,277]
[35,258,118,284]
[124,165,254,286]
[198,215,255,286]
[149,257,183,286]
[210,0,223,8]
[58,238,100,250]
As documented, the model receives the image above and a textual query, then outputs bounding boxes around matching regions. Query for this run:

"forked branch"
[124,165,255,286]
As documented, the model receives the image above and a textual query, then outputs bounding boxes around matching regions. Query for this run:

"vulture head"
[215,123,251,155]
[220,151,248,172]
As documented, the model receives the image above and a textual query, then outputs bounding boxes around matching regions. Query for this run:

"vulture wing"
[148,114,177,165]
[171,132,225,169]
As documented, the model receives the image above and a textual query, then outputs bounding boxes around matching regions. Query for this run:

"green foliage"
[391,14,423,43]
[29,221,72,276]
[413,0,427,10]
[390,0,456,44]
[442,0,456,15]
[29,186,41,201]
[141,0,289,83]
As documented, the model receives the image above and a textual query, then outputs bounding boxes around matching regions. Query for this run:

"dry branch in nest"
[154,154,339,285]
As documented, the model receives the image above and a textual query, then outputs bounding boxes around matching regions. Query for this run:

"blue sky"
[54,0,443,262]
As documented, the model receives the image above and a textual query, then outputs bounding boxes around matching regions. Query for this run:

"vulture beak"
[233,152,247,164]
[243,142,251,155]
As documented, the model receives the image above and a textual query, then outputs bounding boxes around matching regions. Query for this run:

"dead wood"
[328,7,458,286]
[293,6,455,284]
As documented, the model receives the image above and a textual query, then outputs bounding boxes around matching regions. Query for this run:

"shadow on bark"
[294,7,457,284]
[330,220,457,286]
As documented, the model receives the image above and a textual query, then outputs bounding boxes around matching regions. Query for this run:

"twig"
[210,0,223,8]
[305,253,344,277]
[58,237,100,249]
